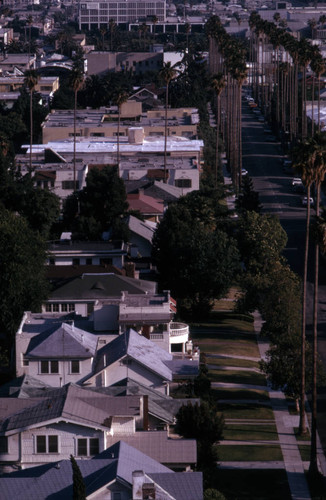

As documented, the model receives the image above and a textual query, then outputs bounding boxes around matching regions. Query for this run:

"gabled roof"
[106,431,197,465]
[93,329,173,381]
[0,384,142,435]
[127,214,156,243]
[48,273,156,300]
[0,441,202,500]
[25,322,97,359]
[148,472,203,500]
[127,192,164,215]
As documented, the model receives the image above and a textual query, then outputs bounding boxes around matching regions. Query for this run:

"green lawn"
[196,339,260,358]
[206,356,259,369]
[223,423,278,441]
[213,469,291,500]
[209,369,267,386]
[218,444,282,461]
[212,387,270,400]
[219,403,274,420]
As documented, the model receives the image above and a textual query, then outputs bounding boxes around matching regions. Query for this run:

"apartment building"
[79,0,166,30]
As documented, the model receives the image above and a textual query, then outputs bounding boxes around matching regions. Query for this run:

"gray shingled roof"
[127,214,156,243]
[0,384,141,435]
[49,273,156,300]
[148,472,203,500]
[25,322,97,359]
[106,431,197,465]
[93,329,173,381]
[0,442,202,499]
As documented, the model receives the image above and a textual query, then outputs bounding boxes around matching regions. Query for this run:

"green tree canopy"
[0,207,49,339]
[70,455,86,500]
[63,165,129,240]
[152,199,240,318]
[175,401,224,444]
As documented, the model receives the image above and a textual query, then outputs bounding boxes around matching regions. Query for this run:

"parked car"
[301,196,314,206]
[241,168,248,176]
[292,178,305,193]
[282,159,293,173]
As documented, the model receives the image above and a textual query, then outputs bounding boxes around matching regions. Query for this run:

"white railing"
[169,322,189,337]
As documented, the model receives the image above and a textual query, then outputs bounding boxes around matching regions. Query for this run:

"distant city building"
[79,0,166,30]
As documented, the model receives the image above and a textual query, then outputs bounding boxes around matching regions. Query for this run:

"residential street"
[241,99,326,453]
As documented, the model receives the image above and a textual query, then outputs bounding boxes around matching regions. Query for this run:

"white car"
[241,168,248,176]
[301,196,314,206]
[292,177,302,186]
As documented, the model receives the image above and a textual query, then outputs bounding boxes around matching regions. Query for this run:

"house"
[0,53,36,73]
[0,76,59,106]
[16,313,197,388]
[0,384,149,470]
[0,441,203,499]
[127,192,164,222]
[127,215,156,259]
[47,240,128,269]
[84,329,198,391]
[0,381,197,472]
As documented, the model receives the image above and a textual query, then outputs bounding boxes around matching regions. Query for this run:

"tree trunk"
[73,89,77,191]
[164,83,168,183]
[299,183,311,435]
[29,89,33,173]
[309,182,320,476]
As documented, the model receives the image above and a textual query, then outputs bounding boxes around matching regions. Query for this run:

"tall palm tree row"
[112,90,129,172]
[159,62,179,183]
[69,60,84,192]
[24,69,39,173]
[206,16,247,193]
[248,12,324,143]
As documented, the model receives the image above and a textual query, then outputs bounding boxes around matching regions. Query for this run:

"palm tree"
[309,132,326,476]
[69,64,84,192]
[210,73,225,187]
[109,19,116,51]
[152,15,158,43]
[159,62,179,183]
[100,25,107,50]
[113,90,129,172]
[24,69,39,173]
[293,140,316,435]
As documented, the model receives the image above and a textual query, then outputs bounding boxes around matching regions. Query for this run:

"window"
[86,258,92,265]
[52,303,59,312]
[175,179,192,188]
[72,258,80,266]
[22,355,29,367]
[69,303,75,312]
[40,360,59,374]
[100,258,112,266]
[62,180,79,190]
[36,435,58,454]
[71,360,80,374]
[0,436,8,453]
[61,303,68,312]
[77,438,99,456]
[45,303,52,312]
[49,257,55,265]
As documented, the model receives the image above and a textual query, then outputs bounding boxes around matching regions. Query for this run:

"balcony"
[169,322,189,346]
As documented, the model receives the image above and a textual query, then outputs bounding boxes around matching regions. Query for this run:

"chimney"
[132,471,145,500]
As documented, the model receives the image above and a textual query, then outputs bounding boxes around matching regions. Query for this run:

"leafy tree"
[152,200,240,318]
[236,175,262,214]
[175,401,224,443]
[63,166,129,240]
[204,490,227,500]
[237,211,287,275]
[0,207,49,340]
[70,455,86,500]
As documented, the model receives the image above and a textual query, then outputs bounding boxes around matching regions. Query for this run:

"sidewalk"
[253,311,312,500]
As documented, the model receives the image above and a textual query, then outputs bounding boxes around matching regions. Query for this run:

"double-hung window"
[77,438,99,456]
[36,435,58,453]
[40,360,59,374]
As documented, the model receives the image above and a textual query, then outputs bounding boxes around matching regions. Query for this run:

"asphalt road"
[241,101,326,372]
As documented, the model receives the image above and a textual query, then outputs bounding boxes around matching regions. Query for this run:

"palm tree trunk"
[164,83,168,183]
[299,184,311,435]
[73,89,77,191]
[29,89,33,173]
[117,105,121,173]
[310,182,320,476]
